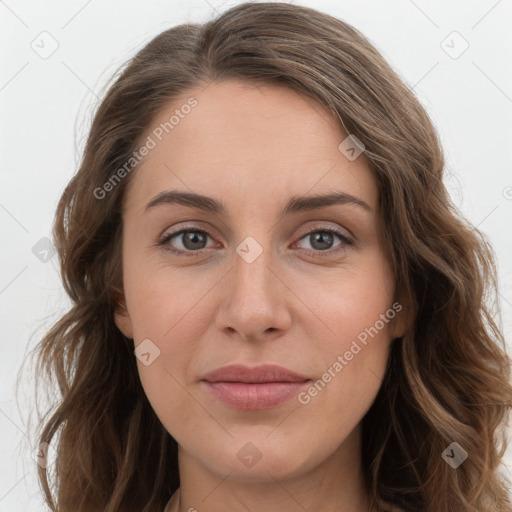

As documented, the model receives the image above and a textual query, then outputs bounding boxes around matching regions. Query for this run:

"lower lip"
[202,381,310,409]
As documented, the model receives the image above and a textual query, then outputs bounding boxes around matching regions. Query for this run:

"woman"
[30,2,512,511]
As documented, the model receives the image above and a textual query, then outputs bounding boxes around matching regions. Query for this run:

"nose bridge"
[231,232,276,304]
[215,230,291,338]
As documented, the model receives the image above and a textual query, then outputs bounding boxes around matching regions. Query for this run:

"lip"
[200,364,311,410]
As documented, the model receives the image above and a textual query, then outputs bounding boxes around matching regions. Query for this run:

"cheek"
[294,248,396,347]
[122,249,213,342]
[122,256,216,415]
[292,250,395,413]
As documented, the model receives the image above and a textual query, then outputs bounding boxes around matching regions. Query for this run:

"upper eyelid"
[160,221,351,238]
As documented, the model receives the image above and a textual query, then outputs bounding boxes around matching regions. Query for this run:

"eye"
[157,227,217,256]
[295,226,353,256]
[156,224,353,257]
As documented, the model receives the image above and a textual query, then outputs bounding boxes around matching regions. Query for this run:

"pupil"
[184,232,206,250]
[311,232,332,250]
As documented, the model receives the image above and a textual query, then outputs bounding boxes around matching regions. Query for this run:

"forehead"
[124,79,378,216]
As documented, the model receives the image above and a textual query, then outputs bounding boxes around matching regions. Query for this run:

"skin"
[114,79,408,512]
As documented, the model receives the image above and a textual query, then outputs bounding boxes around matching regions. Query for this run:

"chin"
[196,434,322,482]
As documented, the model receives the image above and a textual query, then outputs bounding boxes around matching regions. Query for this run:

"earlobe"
[390,288,415,340]
[113,291,134,339]
[114,309,134,339]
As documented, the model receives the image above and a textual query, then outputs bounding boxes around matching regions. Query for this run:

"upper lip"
[200,364,310,383]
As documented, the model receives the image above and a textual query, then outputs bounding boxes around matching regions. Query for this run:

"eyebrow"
[144,190,372,216]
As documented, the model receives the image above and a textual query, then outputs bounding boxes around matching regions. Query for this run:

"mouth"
[200,364,311,410]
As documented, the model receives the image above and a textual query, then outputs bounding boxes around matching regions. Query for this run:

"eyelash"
[156,224,354,258]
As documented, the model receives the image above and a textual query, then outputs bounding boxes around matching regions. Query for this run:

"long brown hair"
[25,2,512,511]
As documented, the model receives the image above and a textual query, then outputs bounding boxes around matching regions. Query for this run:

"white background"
[1,0,511,509]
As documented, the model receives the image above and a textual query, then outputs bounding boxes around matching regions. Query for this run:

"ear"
[389,288,415,340]
[113,288,134,339]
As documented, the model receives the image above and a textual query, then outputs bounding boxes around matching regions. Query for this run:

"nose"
[214,238,292,342]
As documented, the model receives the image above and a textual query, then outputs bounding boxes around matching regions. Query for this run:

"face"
[114,79,406,483]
